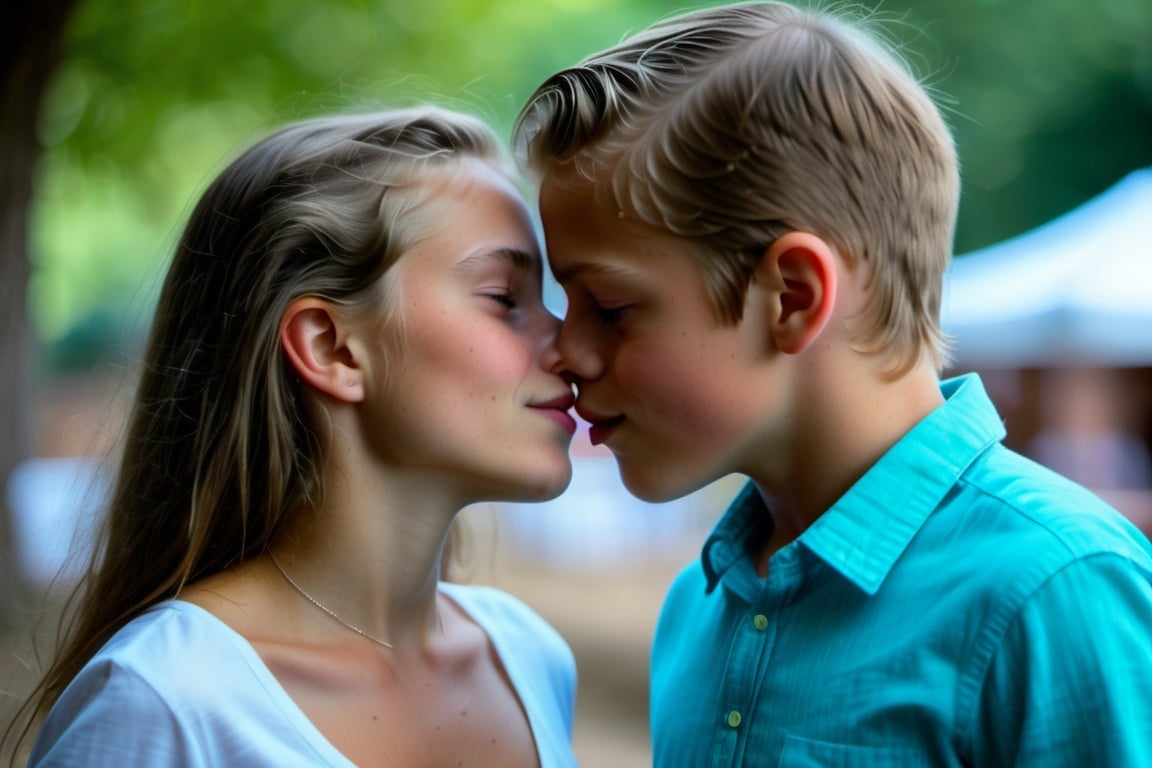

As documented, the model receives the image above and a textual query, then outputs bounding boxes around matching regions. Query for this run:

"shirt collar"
[701,482,767,589]
[701,373,1006,595]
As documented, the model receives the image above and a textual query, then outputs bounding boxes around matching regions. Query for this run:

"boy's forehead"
[538,175,607,241]
[537,170,645,243]
[539,186,707,291]
[537,169,598,215]
[535,165,717,288]
[538,179,641,270]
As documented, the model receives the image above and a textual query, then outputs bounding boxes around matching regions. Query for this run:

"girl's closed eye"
[482,290,516,310]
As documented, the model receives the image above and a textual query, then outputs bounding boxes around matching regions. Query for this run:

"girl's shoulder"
[31,601,353,767]
[440,583,552,631]
[439,582,573,662]
[83,600,270,697]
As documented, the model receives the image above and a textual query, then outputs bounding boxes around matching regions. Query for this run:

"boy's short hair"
[515,1,959,375]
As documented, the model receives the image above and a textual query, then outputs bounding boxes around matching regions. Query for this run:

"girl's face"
[357,160,575,503]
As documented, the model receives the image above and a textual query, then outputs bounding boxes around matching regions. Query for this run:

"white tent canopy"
[941,168,1152,367]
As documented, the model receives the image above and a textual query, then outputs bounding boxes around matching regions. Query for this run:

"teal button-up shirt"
[651,374,1152,766]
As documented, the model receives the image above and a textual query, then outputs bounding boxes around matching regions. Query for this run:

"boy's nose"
[541,319,604,382]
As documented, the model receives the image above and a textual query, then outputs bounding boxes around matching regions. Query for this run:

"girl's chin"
[500,467,574,503]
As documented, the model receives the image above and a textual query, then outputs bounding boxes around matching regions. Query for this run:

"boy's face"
[539,176,776,502]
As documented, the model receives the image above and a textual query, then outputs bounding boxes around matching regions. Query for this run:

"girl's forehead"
[390,165,542,282]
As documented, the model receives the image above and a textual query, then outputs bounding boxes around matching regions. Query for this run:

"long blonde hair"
[6,106,506,754]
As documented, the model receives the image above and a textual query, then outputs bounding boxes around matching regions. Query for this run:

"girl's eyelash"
[484,292,516,309]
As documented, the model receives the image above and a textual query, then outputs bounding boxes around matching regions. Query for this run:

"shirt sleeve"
[973,552,1152,766]
[29,659,208,768]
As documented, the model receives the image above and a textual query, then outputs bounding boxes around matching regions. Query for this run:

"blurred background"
[2,0,1151,765]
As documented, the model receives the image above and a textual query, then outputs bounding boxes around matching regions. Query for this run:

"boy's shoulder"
[956,442,1152,566]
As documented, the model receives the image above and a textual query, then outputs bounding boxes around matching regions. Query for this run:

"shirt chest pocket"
[778,733,937,768]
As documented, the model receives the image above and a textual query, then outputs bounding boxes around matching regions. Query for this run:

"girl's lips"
[588,415,624,446]
[530,393,578,435]
[538,408,578,435]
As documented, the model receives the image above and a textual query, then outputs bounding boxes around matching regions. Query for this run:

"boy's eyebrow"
[550,261,640,283]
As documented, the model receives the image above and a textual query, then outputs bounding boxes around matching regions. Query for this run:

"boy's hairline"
[517,1,957,376]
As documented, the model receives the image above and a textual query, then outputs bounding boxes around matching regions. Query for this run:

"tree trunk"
[0,0,80,626]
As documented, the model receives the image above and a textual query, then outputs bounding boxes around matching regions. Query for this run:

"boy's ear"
[755,231,838,355]
[280,298,365,403]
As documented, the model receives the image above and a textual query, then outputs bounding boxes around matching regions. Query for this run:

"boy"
[515,2,1152,765]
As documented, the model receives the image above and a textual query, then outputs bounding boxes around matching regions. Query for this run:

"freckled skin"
[357,163,575,504]
[540,177,779,502]
[183,157,571,768]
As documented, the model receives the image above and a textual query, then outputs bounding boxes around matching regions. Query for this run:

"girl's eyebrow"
[456,247,539,273]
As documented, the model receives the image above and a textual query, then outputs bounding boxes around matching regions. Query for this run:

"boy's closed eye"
[565,288,631,328]
[593,303,628,325]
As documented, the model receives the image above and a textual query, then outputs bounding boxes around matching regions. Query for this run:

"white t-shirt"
[30,583,577,767]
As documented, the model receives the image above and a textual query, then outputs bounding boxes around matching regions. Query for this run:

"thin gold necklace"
[269,553,394,650]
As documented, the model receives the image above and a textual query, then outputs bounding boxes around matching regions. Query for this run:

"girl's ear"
[280,298,364,403]
[755,231,838,355]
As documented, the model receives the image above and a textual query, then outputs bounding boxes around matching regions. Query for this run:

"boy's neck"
[750,360,945,575]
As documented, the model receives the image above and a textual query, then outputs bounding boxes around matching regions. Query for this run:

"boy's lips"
[577,404,625,446]
[587,415,624,446]
[529,392,578,435]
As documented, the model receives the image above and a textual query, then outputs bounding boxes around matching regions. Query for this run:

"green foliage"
[895,0,1152,250]
[31,0,676,352]
[30,0,1152,365]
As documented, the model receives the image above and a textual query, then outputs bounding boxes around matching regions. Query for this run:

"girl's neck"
[269,462,462,649]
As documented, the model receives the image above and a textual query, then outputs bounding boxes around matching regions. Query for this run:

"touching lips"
[586,416,624,446]
[531,393,578,435]
[575,404,624,446]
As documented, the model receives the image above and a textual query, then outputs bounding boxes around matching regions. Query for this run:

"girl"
[17,107,578,767]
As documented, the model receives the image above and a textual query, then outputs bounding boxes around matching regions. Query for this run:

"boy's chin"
[617,464,708,504]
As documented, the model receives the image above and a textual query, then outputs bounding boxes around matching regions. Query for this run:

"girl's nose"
[538,311,566,374]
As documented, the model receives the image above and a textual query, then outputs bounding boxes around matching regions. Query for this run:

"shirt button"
[726,710,742,728]
[753,614,768,631]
